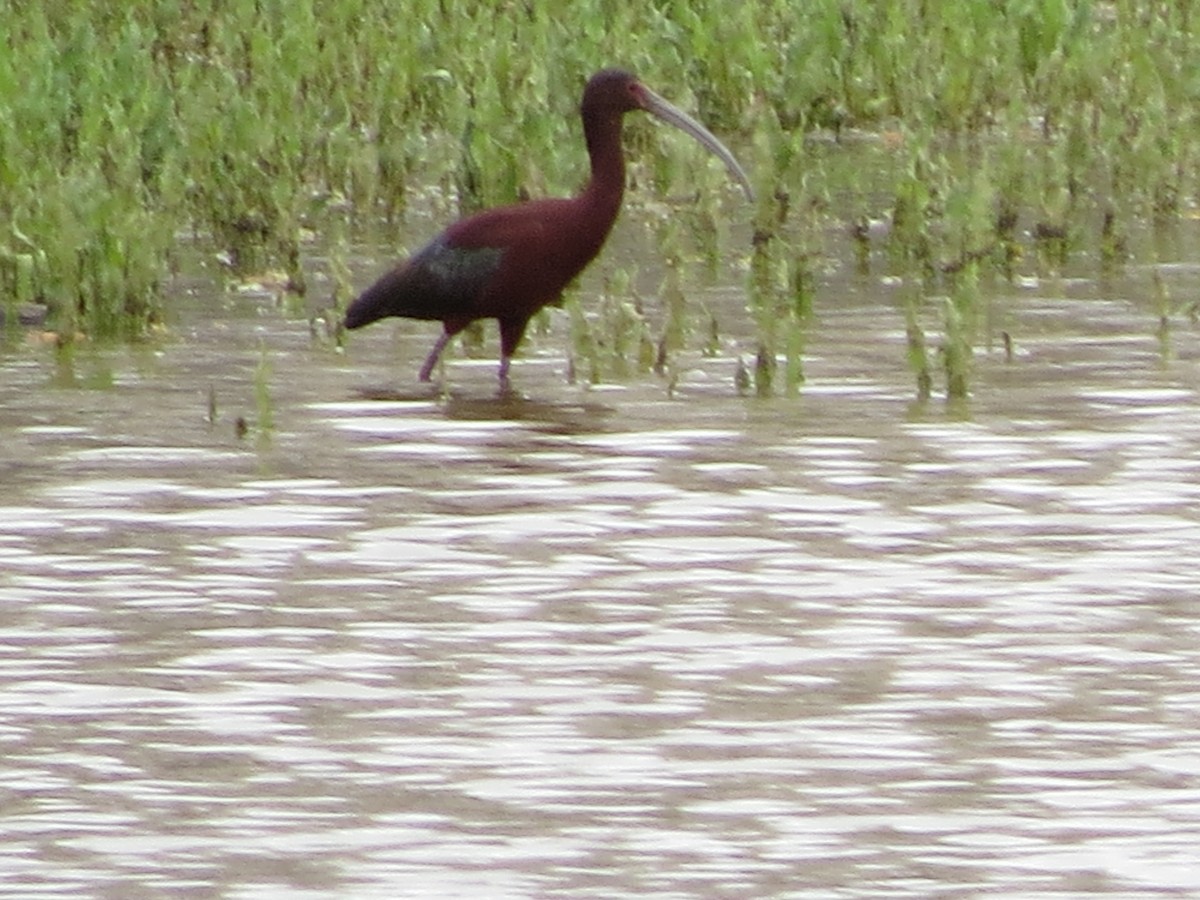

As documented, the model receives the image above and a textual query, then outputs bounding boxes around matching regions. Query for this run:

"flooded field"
[2,222,1200,897]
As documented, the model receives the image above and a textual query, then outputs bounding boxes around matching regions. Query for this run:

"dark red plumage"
[344,68,752,390]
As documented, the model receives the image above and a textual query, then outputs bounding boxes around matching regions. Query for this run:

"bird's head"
[581,68,754,202]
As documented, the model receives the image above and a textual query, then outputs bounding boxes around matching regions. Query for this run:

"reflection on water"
[2,262,1200,897]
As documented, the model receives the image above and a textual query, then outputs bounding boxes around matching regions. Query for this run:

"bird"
[343,68,754,391]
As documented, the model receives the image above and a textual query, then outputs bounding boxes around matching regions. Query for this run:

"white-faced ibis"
[344,68,753,390]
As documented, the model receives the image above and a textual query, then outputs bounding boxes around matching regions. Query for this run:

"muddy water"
[3,237,1200,898]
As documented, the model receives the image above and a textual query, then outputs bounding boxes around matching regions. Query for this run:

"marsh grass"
[253,340,275,447]
[4,1,1199,400]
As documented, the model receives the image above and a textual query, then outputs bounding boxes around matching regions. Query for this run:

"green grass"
[3,1,1199,399]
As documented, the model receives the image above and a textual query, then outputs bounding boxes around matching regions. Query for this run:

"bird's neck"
[580,111,626,223]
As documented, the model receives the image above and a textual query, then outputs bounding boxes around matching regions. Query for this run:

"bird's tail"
[343,279,391,330]
[343,256,447,329]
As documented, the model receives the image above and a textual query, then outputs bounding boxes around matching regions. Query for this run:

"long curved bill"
[638,85,755,203]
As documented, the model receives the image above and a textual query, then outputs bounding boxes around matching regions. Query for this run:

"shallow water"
[2,233,1200,898]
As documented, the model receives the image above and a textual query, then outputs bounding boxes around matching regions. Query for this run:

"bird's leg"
[498,354,512,394]
[418,332,451,382]
[497,316,530,393]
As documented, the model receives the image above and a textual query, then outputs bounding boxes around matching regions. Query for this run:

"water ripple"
[3,286,1200,897]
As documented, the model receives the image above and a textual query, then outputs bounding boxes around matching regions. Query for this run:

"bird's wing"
[445,203,550,252]
[345,206,551,328]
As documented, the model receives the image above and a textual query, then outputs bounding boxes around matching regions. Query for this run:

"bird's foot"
[496,356,515,398]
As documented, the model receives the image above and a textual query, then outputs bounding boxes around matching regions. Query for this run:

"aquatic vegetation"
[253,340,274,445]
[4,1,1199,398]
[569,268,652,384]
[1,8,180,339]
